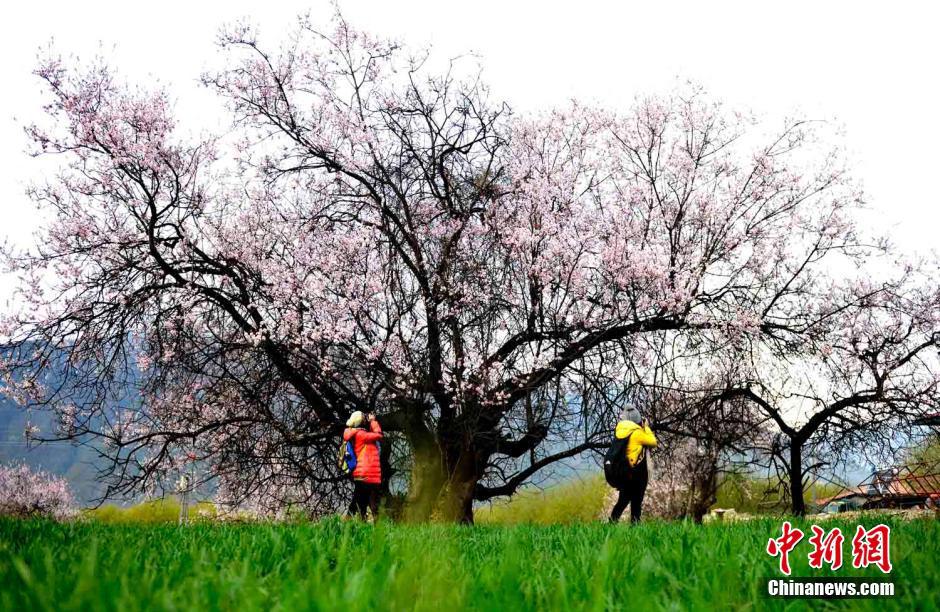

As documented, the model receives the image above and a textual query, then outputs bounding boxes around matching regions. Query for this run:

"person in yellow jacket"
[610,406,658,523]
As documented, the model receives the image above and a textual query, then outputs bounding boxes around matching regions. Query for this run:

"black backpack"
[603,431,635,488]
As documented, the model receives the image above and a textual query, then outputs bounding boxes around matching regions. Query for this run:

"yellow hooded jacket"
[615,420,658,466]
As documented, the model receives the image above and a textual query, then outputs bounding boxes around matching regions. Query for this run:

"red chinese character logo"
[767,521,805,575]
[807,525,844,570]
[851,524,892,573]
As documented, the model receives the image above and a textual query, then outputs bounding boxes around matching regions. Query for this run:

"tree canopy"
[2,13,937,521]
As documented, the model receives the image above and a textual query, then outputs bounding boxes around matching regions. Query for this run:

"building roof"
[816,487,868,506]
[862,463,940,498]
[817,461,940,506]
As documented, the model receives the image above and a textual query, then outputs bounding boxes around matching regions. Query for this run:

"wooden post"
[177,474,191,525]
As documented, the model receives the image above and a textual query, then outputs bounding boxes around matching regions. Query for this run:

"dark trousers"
[610,461,649,523]
[350,481,381,519]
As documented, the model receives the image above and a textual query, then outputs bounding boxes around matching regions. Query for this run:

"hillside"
[0,399,105,503]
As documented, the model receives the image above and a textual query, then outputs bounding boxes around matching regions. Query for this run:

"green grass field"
[1,516,937,611]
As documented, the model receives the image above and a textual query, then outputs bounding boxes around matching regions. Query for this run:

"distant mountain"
[0,397,108,504]
[0,342,133,504]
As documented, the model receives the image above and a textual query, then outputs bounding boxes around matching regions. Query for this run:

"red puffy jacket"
[343,419,383,484]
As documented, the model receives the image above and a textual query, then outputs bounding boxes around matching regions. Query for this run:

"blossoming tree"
[0,14,880,521]
[0,463,74,520]
[649,262,940,516]
[726,272,939,515]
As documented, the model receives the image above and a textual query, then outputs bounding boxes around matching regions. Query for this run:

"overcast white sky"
[1,0,937,307]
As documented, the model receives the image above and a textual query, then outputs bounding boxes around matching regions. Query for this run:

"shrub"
[476,476,609,524]
[84,498,218,523]
[0,463,75,520]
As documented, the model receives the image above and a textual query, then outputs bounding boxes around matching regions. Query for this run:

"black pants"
[350,481,381,519]
[610,461,649,523]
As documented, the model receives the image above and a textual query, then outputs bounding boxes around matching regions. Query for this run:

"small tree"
[622,356,765,522]
[0,463,75,520]
[713,273,940,515]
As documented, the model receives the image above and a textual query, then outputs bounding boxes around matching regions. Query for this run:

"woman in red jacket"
[343,410,383,519]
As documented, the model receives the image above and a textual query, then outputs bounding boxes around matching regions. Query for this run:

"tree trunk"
[401,426,481,523]
[690,463,719,524]
[402,427,446,523]
[403,429,480,524]
[789,439,806,517]
[437,447,481,524]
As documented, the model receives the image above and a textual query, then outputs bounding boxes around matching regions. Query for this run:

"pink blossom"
[0,463,75,520]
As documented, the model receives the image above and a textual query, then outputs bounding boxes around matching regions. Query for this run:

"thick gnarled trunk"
[401,425,482,523]
[402,426,445,522]
[437,447,481,524]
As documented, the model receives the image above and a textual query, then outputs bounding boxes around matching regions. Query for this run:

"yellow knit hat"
[346,411,365,428]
